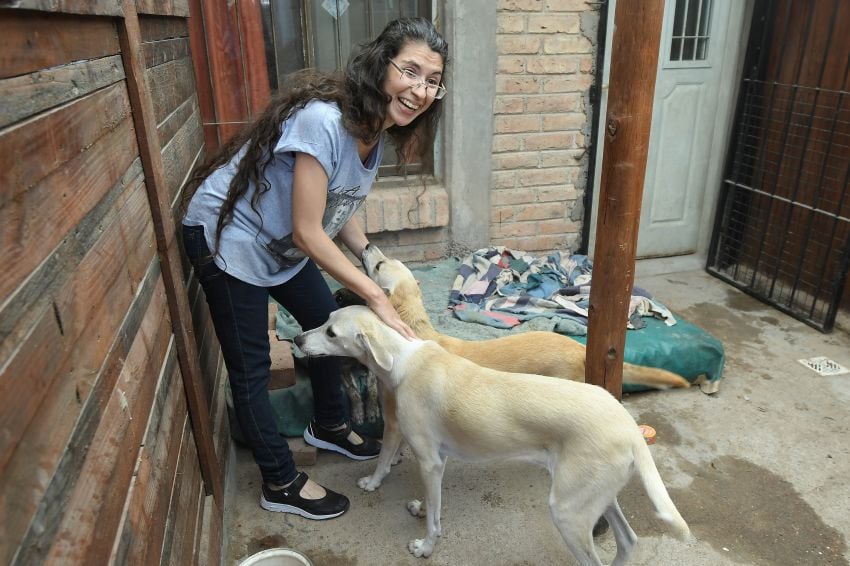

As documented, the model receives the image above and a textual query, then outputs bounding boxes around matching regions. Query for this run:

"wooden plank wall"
[0,2,230,564]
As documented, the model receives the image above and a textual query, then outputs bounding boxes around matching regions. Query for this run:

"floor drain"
[797,357,849,376]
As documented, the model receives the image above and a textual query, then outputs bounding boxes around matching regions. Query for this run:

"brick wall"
[355,185,450,264]
[492,0,599,254]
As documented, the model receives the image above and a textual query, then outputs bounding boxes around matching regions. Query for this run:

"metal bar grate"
[707,0,850,332]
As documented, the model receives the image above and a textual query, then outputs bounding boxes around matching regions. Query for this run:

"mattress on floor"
[569,316,725,394]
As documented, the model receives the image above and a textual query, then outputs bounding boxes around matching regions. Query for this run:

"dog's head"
[362,244,420,301]
[294,306,395,372]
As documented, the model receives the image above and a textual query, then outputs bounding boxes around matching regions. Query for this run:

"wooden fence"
[1,1,230,563]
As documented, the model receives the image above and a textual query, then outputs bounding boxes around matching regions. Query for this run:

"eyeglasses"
[389,60,447,100]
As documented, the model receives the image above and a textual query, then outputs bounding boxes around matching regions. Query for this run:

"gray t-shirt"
[184,100,384,286]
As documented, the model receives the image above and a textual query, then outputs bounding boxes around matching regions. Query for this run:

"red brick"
[497,36,541,55]
[525,94,581,113]
[498,14,525,33]
[542,112,586,132]
[519,167,573,187]
[539,150,584,167]
[545,0,591,10]
[397,227,448,246]
[494,96,525,114]
[493,134,523,152]
[496,76,542,94]
[538,184,579,201]
[492,188,536,206]
[492,170,518,189]
[498,55,526,74]
[491,221,538,238]
[543,73,594,93]
[528,14,580,33]
[526,55,579,74]
[538,218,580,234]
[523,132,572,150]
[510,202,566,221]
[492,205,516,223]
[543,35,593,53]
[268,333,296,390]
[287,437,317,466]
[494,114,540,134]
[499,0,544,10]
[493,152,539,170]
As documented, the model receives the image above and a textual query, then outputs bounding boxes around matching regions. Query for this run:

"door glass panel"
[672,0,686,36]
[669,0,712,62]
[267,0,306,84]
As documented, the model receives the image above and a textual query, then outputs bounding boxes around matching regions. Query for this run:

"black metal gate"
[707,0,850,332]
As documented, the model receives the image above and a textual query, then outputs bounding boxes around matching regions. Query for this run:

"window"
[259,0,434,176]
[669,0,712,62]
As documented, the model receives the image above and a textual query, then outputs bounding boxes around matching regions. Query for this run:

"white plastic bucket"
[237,548,313,566]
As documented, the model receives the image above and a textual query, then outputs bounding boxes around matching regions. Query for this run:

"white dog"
[295,306,690,565]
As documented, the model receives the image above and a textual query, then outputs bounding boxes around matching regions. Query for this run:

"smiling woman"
[260,1,437,175]
[179,17,448,522]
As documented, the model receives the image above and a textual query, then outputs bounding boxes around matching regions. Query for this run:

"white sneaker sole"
[303,428,379,461]
[260,494,346,520]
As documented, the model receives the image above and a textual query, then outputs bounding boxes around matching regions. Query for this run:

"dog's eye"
[326,327,336,338]
[374,261,384,271]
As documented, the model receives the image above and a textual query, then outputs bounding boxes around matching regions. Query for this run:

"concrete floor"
[224,259,850,566]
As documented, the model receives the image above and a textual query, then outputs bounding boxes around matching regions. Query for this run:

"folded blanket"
[449,247,676,335]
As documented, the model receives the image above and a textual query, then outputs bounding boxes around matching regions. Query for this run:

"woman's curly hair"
[182,17,449,252]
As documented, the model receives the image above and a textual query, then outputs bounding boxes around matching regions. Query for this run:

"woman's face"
[382,41,444,130]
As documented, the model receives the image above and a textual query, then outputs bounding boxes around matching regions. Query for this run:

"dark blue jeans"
[182,224,346,485]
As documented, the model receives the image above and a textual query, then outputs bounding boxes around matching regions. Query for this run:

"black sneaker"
[260,472,349,520]
[303,420,381,460]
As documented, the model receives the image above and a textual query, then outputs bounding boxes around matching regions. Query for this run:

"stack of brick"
[492,0,598,254]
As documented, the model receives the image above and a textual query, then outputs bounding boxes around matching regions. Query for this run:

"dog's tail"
[622,363,690,389]
[633,435,691,541]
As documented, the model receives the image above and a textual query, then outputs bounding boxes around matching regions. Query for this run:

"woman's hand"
[367,294,417,341]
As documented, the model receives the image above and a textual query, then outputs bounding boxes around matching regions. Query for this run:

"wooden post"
[586,0,665,399]
[198,0,250,142]
[118,0,223,503]
[237,0,272,115]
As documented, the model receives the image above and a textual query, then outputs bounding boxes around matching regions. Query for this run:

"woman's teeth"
[399,98,420,111]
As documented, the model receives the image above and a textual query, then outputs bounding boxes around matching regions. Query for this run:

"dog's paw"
[357,475,381,491]
[406,499,426,517]
[408,539,433,558]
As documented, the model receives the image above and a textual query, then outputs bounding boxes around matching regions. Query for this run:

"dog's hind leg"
[548,465,606,566]
[407,449,447,558]
[604,498,637,566]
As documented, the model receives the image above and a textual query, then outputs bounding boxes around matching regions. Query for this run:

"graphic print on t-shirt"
[265,185,365,269]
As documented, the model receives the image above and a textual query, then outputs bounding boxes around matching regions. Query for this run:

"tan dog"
[362,245,690,390]
[295,306,691,564]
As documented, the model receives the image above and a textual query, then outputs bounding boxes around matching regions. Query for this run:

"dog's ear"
[356,330,393,371]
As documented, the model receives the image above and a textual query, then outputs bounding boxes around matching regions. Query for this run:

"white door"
[589,0,751,259]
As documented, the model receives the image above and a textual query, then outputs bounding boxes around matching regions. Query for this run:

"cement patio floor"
[223,258,850,566]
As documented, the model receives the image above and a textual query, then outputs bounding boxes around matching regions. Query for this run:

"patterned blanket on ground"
[448,247,676,336]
